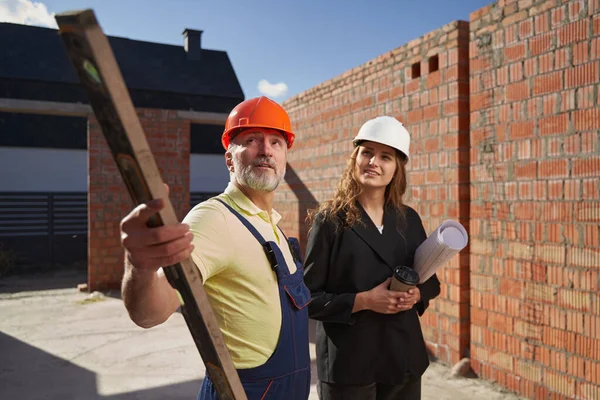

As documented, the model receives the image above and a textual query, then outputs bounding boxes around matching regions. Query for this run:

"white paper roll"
[413,220,468,283]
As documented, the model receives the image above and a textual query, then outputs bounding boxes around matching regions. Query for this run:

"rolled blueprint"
[414,220,469,284]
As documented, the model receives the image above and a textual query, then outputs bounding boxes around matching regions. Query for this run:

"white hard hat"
[352,116,411,159]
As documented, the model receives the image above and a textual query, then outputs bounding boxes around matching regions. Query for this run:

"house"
[0,22,243,286]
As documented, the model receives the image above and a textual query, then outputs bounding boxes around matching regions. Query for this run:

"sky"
[1,0,493,102]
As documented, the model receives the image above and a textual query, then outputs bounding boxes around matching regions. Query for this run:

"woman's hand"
[396,287,421,311]
[354,278,404,314]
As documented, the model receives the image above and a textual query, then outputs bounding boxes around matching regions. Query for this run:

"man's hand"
[119,185,190,328]
[120,194,194,272]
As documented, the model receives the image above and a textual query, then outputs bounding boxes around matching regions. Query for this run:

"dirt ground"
[0,270,524,399]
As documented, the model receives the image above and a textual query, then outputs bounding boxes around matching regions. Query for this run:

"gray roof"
[0,22,244,101]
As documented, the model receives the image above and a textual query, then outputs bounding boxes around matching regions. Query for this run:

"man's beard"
[233,155,285,192]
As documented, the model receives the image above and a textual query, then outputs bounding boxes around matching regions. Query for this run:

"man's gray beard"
[232,157,285,192]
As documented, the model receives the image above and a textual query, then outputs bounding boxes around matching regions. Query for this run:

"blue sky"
[1,0,492,101]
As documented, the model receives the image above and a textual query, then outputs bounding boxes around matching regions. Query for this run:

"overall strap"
[215,199,281,271]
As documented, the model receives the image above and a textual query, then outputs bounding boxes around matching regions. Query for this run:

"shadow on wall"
[284,163,319,255]
[0,331,203,399]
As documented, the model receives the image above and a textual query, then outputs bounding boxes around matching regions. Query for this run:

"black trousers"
[317,377,421,400]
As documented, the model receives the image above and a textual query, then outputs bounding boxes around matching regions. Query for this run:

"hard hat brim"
[353,138,410,160]
[223,125,295,150]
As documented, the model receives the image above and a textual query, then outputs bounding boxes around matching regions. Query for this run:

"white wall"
[0,147,87,191]
[190,154,229,192]
[0,147,230,193]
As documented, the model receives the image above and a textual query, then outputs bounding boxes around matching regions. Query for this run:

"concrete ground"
[0,270,524,400]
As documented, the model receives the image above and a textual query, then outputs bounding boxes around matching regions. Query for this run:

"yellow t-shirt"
[182,183,297,369]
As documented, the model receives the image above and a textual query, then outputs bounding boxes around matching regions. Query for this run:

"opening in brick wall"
[411,62,421,79]
[429,54,439,73]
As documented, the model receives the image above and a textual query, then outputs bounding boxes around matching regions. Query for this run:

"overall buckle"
[263,242,278,270]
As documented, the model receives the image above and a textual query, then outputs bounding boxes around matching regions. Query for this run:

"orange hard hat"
[221,96,295,149]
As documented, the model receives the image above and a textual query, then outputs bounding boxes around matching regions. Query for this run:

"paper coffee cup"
[389,266,420,292]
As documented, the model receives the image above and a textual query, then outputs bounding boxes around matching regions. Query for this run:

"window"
[190,123,225,154]
[0,112,87,149]
[411,62,421,79]
[429,54,439,73]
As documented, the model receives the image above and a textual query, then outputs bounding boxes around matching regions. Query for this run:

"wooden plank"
[54,9,246,400]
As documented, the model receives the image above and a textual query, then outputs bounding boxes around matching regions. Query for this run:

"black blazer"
[304,204,441,385]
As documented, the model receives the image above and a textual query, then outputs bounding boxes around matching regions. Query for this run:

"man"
[119,96,311,400]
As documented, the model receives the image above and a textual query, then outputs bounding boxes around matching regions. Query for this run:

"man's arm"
[119,197,195,328]
[121,262,181,328]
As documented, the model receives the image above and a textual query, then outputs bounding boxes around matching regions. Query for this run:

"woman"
[304,116,441,400]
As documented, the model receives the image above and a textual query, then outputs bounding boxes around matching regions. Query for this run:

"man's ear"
[225,151,234,172]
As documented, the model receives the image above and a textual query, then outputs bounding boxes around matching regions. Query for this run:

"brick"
[503,10,529,27]
[585,359,600,384]
[489,351,515,371]
[515,320,543,341]
[565,62,600,88]
[534,244,566,265]
[581,314,600,337]
[542,114,571,136]
[498,278,524,298]
[567,310,585,333]
[509,62,523,82]
[568,247,600,268]
[583,178,600,199]
[519,18,534,38]
[516,360,542,383]
[576,336,600,360]
[533,72,563,95]
[572,156,600,177]
[594,38,600,60]
[525,282,556,303]
[489,312,514,332]
[558,19,589,46]
[579,383,600,400]
[576,202,600,222]
[538,159,568,178]
[558,289,591,311]
[584,224,600,247]
[540,202,573,222]
[555,48,570,69]
[510,120,535,139]
[504,42,527,62]
[514,160,537,179]
[551,6,567,28]
[573,109,600,131]
[505,81,529,101]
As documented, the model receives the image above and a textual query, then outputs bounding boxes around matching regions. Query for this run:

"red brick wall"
[278,21,471,366]
[469,0,600,398]
[88,109,190,291]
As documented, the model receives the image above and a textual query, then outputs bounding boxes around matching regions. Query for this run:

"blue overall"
[198,200,311,400]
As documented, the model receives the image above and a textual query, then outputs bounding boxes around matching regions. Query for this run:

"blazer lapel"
[350,204,397,269]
